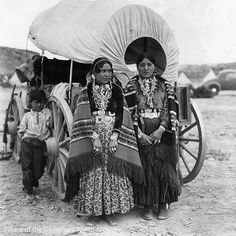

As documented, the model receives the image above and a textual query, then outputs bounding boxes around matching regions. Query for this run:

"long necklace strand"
[138,77,157,108]
[92,83,112,111]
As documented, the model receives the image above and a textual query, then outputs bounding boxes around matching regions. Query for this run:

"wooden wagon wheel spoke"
[55,106,62,137]
[57,108,65,138]
[180,122,197,136]
[52,102,59,136]
[55,108,61,137]
[56,148,68,196]
[57,157,65,192]
[58,120,66,142]
[58,154,67,188]
[53,150,68,197]
[59,148,69,167]
[180,142,198,160]
[179,137,200,142]
[179,152,191,173]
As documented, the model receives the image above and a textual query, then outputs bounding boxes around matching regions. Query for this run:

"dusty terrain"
[0,88,235,236]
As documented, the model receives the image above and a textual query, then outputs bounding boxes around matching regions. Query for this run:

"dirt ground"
[0,89,235,236]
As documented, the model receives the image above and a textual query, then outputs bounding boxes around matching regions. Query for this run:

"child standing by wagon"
[18,89,52,194]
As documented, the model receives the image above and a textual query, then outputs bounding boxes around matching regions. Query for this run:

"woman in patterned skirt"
[64,57,143,226]
[124,52,182,221]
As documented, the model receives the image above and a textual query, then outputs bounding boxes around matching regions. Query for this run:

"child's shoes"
[23,187,34,195]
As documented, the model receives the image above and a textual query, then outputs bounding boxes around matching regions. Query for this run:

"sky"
[1,0,236,65]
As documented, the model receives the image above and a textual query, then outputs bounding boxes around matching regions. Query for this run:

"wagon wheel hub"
[45,137,59,157]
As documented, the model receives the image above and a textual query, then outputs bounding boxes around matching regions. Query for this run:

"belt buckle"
[95,115,113,123]
[150,113,156,119]
[105,116,112,123]
[97,110,105,116]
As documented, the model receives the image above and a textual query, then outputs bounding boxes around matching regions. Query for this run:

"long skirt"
[74,118,134,216]
[134,117,182,207]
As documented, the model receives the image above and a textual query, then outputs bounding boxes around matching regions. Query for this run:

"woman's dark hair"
[91,57,113,73]
[136,52,157,67]
[29,89,47,103]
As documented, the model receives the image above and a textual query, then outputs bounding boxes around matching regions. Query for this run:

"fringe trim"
[134,143,182,205]
[64,153,145,200]
[154,144,182,202]
[64,174,80,202]
[64,152,104,182]
[64,152,104,201]
[107,155,145,185]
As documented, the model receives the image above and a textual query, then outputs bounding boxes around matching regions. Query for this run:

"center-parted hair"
[91,57,113,74]
[136,52,157,67]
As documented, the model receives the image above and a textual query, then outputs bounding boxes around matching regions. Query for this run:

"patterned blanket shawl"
[64,87,144,200]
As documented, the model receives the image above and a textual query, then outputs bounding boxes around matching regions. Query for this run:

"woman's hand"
[109,139,118,154]
[149,126,165,144]
[93,138,102,154]
[139,132,152,146]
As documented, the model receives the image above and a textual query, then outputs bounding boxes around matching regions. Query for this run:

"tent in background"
[202,69,216,82]
[178,72,193,86]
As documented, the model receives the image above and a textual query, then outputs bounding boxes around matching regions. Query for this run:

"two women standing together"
[64,53,182,226]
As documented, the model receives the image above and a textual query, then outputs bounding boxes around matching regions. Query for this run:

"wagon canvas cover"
[29,0,179,83]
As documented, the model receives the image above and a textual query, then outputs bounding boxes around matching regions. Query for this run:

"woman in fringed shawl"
[64,57,144,226]
[124,52,182,221]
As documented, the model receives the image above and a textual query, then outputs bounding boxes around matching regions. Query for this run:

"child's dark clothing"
[20,137,46,191]
[19,108,51,192]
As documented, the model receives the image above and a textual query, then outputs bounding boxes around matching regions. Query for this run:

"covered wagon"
[3,0,206,199]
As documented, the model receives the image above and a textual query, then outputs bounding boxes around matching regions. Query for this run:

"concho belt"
[138,108,161,119]
[92,110,115,123]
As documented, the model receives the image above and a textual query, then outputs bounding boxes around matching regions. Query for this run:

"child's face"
[31,100,44,112]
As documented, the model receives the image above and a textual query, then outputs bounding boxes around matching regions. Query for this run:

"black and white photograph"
[0,0,235,235]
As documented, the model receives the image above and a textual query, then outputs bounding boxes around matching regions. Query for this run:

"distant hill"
[0,46,236,85]
[0,46,38,77]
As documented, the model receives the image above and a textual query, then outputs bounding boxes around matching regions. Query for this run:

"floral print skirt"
[74,117,134,216]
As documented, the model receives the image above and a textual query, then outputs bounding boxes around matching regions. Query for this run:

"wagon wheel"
[8,95,25,162]
[179,100,207,183]
[46,95,73,200]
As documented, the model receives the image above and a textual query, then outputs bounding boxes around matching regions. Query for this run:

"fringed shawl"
[64,87,144,200]
[162,79,179,146]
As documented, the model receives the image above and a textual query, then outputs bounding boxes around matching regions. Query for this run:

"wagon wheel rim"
[179,100,207,183]
[9,95,24,162]
[46,95,73,200]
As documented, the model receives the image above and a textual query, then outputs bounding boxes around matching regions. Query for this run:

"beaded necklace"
[138,76,157,108]
[92,83,112,114]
